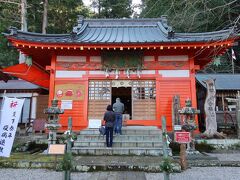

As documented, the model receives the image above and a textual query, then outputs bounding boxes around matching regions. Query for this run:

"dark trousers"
[115,113,123,134]
[105,126,113,147]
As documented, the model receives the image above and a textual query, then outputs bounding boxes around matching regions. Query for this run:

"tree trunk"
[19,0,27,64]
[21,0,27,32]
[42,0,48,34]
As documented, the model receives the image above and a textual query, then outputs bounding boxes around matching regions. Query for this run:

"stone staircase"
[72,127,170,156]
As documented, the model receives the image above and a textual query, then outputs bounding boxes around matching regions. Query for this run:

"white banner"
[0,97,25,157]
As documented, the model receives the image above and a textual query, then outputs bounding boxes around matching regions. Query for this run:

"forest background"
[0,0,239,73]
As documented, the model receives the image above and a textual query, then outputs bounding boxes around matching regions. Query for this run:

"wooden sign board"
[88,119,101,128]
[48,144,66,155]
[175,132,191,143]
[174,125,182,131]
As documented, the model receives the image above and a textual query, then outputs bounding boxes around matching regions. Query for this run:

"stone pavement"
[186,152,240,167]
[86,171,146,180]
[205,152,240,161]
[73,152,240,172]
[1,153,239,171]
[1,167,240,180]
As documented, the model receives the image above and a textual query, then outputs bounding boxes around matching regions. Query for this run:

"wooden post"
[67,117,72,153]
[54,155,57,170]
[161,116,170,180]
[222,94,225,112]
[64,117,72,180]
[179,143,187,170]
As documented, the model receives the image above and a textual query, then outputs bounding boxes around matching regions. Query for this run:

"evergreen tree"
[0,0,91,67]
[47,0,90,33]
[91,0,133,18]
[0,1,19,67]
[140,0,240,73]
[141,0,240,32]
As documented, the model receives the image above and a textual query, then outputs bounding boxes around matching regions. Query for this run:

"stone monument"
[203,79,225,138]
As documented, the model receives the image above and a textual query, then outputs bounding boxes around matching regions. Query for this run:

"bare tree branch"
[0,0,20,5]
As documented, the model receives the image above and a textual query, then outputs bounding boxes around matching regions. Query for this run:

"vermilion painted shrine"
[3,16,238,131]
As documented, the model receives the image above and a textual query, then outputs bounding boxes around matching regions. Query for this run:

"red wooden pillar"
[48,54,56,106]
[189,56,199,132]
[156,76,162,128]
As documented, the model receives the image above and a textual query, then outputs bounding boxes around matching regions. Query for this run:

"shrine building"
[3,16,238,131]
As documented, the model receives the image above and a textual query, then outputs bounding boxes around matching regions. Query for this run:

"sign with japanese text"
[55,83,85,101]
[0,97,25,157]
[61,100,73,110]
[175,132,191,143]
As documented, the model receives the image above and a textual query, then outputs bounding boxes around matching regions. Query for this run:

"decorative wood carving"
[56,62,102,70]
[56,61,189,71]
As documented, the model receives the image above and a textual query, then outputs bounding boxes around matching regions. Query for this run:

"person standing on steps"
[113,98,124,135]
[103,105,115,148]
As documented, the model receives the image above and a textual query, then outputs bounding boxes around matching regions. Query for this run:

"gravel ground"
[147,167,240,180]
[0,167,240,180]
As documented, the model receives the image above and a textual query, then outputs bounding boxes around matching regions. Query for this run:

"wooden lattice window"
[132,80,156,120]
[132,81,156,99]
[89,81,111,100]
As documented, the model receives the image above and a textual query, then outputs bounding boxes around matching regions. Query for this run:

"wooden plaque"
[48,144,66,155]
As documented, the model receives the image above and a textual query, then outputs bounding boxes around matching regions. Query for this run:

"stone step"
[79,128,162,135]
[74,156,180,173]
[71,147,171,156]
[74,140,162,148]
[74,127,165,156]
[77,134,162,141]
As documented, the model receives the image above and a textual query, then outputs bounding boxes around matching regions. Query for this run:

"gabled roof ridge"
[84,17,163,21]
[4,28,70,37]
[3,16,237,44]
[83,18,165,27]
[87,24,158,27]
[17,30,70,37]
[175,28,234,37]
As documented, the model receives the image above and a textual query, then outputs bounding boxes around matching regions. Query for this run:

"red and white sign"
[175,132,191,143]
[0,97,25,157]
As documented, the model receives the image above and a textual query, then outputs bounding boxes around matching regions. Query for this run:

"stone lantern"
[178,98,200,154]
[44,99,64,146]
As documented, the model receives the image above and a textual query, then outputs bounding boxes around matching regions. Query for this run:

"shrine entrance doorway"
[112,87,132,119]
[88,80,156,124]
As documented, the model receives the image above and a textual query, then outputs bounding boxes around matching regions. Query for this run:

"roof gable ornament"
[161,15,175,39]
[9,26,18,35]
[72,15,84,35]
